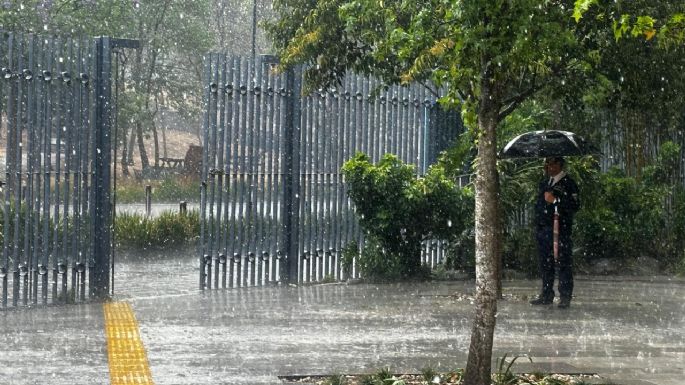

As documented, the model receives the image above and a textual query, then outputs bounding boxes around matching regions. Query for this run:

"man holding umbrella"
[501,130,595,307]
[530,156,580,308]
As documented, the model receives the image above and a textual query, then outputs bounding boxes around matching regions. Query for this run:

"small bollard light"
[38,264,48,275]
[60,71,71,83]
[302,250,310,260]
[0,267,7,278]
[145,185,152,218]
[261,251,269,261]
[18,263,28,276]
[41,70,52,81]
[276,250,283,260]
[57,262,67,275]
[203,254,212,266]
[218,254,227,264]
[248,252,255,263]
[233,253,241,263]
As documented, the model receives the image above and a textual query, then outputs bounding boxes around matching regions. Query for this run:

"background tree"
[0,0,214,175]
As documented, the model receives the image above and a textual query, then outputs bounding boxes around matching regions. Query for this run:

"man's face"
[544,158,562,177]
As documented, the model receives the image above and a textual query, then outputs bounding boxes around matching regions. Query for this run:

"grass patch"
[116,176,199,203]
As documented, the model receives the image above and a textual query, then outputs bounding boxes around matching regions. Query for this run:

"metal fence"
[199,54,461,289]
[0,32,122,308]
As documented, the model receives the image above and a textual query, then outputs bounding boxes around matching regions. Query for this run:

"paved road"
[1,251,684,385]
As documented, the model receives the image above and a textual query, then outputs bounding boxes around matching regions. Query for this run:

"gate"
[0,32,133,308]
[199,54,461,289]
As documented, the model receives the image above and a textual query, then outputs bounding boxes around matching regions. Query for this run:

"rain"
[0,2,685,385]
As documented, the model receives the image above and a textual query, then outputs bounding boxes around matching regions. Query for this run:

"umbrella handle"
[553,205,559,262]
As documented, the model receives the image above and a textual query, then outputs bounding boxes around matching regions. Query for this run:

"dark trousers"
[536,226,574,300]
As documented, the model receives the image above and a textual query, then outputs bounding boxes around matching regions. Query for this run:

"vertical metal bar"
[70,39,81,301]
[313,90,322,282]
[86,39,97,300]
[304,92,314,283]
[282,65,301,283]
[91,36,113,298]
[228,56,240,288]
[75,38,87,301]
[218,53,230,290]
[399,86,408,164]
[334,76,347,280]
[84,38,95,299]
[12,34,24,307]
[39,36,51,304]
[226,55,238,288]
[273,68,285,282]
[200,53,213,290]
[64,39,75,304]
[208,54,219,289]
[26,34,39,305]
[1,32,11,306]
[253,56,265,286]
[259,58,272,284]
[44,37,56,303]
[262,59,274,283]
[214,54,226,290]
[240,56,250,286]
[199,53,211,289]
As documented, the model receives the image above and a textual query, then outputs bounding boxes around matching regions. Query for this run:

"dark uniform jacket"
[534,173,580,234]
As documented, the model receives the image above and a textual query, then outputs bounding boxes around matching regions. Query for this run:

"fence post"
[282,66,301,284]
[91,37,139,299]
[91,36,113,299]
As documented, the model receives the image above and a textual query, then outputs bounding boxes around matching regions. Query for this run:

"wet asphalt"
[1,252,684,385]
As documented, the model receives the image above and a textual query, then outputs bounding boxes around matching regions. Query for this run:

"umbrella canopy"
[499,130,600,159]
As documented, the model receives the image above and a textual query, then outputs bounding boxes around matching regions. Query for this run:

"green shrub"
[342,153,473,280]
[115,210,200,249]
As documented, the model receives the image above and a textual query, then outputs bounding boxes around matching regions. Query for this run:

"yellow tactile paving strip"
[103,302,155,385]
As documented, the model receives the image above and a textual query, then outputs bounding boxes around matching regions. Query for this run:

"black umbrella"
[499,130,600,159]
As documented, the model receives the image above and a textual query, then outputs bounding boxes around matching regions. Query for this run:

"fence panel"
[0,32,117,308]
[200,54,461,289]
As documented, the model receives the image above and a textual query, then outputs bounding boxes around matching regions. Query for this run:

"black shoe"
[530,297,553,305]
[557,298,571,309]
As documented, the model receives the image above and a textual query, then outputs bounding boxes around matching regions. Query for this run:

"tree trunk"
[463,88,501,385]
[136,121,150,170]
[126,125,136,165]
[152,118,160,168]
[120,132,130,177]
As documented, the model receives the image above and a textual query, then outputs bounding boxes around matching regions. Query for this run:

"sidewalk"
[1,253,684,385]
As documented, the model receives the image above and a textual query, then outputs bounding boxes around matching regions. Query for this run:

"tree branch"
[498,84,541,121]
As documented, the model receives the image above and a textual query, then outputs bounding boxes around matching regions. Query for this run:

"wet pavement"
[1,251,684,385]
